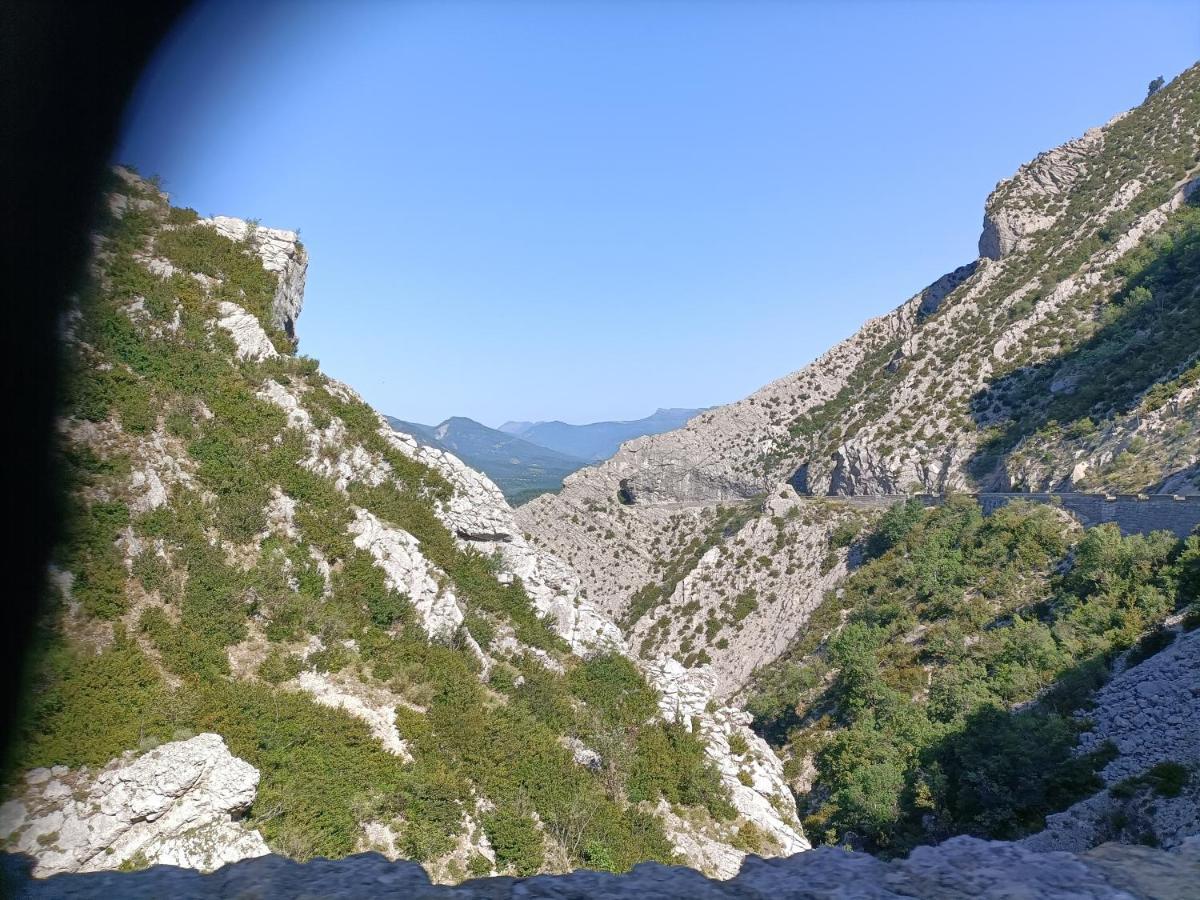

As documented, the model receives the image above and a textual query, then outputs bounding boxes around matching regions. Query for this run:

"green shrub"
[483,809,544,876]
[831,520,862,548]
[59,498,130,619]
[1115,761,1191,799]
[568,653,658,727]
[628,720,733,818]
[865,499,925,559]
[258,649,304,685]
[11,632,179,771]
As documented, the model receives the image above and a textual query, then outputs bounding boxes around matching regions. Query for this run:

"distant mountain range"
[385,416,586,506]
[386,408,705,505]
[498,408,704,462]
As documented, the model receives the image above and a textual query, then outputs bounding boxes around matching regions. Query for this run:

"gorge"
[3,60,1200,900]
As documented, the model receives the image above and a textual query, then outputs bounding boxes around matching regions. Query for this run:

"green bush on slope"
[747,497,1194,854]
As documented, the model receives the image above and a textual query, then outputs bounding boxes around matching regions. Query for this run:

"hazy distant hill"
[385,415,587,505]
[499,408,704,462]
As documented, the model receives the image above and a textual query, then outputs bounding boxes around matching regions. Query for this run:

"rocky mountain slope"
[517,65,1200,698]
[500,409,705,463]
[3,168,806,881]
[385,416,588,506]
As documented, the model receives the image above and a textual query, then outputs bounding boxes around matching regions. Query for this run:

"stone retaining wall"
[972,493,1200,538]
[827,493,1200,539]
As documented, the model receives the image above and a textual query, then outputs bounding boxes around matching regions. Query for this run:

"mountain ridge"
[500,408,706,462]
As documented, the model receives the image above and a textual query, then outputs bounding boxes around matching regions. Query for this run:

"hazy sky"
[117,1,1199,427]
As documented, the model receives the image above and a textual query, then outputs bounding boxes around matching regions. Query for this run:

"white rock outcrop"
[294,671,413,762]
[200,215,308,340]
[647,657,809,877]
[979,125,1105,259]
[348,507,464,639]
[378,423,626,656]
[0,734,269,877]
[215,301,279,361]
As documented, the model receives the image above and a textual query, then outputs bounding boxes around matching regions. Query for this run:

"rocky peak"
[976,109,1130,260]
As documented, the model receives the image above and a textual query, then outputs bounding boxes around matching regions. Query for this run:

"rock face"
[978,124,1106,260]
[8,836,1199,898]
[627,493,864,695]
[1023,624,1200,854]
[514,288,935,689]
[645,658,808,873]
[918,260,979,316]
[294,670,414,762]
[383,424,629,656]
[0,735,268,877]
[215,300,279,361]
[348,506,465,639]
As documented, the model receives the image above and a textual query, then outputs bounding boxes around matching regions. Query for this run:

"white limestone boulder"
[0,734,269,877]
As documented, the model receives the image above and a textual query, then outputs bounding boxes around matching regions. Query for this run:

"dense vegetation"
[748,496,1199,854]
[9,171,735,875]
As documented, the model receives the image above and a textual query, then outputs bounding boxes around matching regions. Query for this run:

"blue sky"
[117,1,1199,427]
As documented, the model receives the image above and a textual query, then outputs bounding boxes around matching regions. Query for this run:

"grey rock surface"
[7,836,1199,898]
[1024,625,1200,853]
[978,123,1106,260]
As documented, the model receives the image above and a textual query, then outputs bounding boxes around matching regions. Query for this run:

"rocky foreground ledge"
[4,836,1198,899]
